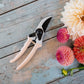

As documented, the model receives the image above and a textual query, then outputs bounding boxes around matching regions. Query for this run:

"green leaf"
[78,64,84,67]
[70,70,73,76]
[78,64,84,71]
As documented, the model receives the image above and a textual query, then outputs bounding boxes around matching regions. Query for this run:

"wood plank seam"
[0,0,38,16]
[47,71,80,84]
[46,23,64,32]
[0,24,64,59]
[0,0,73,83]
[0,34,57,59]
[0,23,64,49]
[0,0,66,29]
[0,36,79,84]
[0,0,67,50]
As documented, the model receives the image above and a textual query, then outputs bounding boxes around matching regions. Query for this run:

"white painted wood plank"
[0,0,68,29]
[0,0,69,48]
[0,27,60,58]
[0,38,78,84]
[0,0,36,14]
[50,71,84,84]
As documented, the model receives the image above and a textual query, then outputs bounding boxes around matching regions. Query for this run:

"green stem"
[67,67,84,72]
[72,67,84,70]
[67,69,72,72]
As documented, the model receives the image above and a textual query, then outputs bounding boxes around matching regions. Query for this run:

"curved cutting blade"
[37,16,52,32]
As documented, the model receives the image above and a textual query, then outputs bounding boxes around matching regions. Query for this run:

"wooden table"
[0,0,84,84]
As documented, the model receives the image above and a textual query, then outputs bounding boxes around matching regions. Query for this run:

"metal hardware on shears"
[10,16,52,70]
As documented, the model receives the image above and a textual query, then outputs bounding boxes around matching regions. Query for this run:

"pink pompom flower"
[57,28,70,43]
[56,46,74,66]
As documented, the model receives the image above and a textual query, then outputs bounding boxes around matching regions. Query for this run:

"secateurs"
[10,16,52,70]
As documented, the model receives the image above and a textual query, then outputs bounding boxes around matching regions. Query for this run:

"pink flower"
[57,28,70,43]
[56,46,74,66]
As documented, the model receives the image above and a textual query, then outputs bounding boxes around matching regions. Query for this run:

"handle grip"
[16,43,42,70]
[10,37,32,63]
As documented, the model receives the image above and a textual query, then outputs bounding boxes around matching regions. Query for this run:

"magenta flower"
[57,28,70,43]
[56,46,74,66]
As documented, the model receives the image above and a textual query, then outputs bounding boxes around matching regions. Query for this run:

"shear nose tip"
[48,16,52,20]
[49,16,52,19]
[42,16,52,32]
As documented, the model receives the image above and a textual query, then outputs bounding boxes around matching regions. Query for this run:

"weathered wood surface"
[0,0,37,15]
[50,70,84,84]
[0,0,83,84]
[0,0,68,49]
[0,26,61,58]
[0,37,78,84]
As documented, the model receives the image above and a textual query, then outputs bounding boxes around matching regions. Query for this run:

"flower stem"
[67,67,84,72]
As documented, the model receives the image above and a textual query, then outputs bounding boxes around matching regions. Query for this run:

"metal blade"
[37,16,52,32]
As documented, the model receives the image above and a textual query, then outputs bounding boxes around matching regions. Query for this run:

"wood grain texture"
[50,70,84,84]
[0,0,69,48]
[0,27,60,59]
[1,0,81,84]
[0,37,79,84]
[0,0,37,15]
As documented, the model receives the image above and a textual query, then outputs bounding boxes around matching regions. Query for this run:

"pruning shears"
[10,16,52,70]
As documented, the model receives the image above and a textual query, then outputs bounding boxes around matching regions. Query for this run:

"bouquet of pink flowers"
[56,0,84,76]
